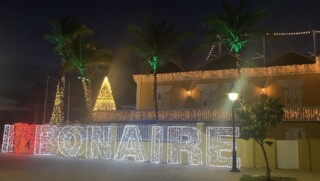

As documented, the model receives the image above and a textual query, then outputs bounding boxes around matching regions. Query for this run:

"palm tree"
[65,39,112,122]
[45,16,92,124]
[127,18,191,121]
[204,0,267,77]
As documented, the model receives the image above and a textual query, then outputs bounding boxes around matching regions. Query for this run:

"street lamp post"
[228,92,239,172]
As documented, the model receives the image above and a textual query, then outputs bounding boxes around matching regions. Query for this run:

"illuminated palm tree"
[204,0,266,76]
[128,18,191,120]
[65,39,112,122]
[45,16,93,124]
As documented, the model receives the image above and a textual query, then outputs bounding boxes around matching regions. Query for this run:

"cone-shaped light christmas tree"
[93,76,116,111]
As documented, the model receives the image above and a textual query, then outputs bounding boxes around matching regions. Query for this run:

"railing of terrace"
[93,108,231,122]
[283,107,320,121]
[92,107,320,122]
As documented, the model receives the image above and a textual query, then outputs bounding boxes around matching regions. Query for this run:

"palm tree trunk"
[259,141,271,181]
[50,59,66,124]
[235,53,245,106]
[235,53,241,77]
[81,77,93,122]
[153,70,159,121]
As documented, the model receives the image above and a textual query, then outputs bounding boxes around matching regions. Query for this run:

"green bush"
[240,175,265,181]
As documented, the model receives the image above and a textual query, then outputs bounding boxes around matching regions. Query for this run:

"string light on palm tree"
[50,76,65,124]
[66,39,113,122]
[45,16,93,125]
[148,56,161,120]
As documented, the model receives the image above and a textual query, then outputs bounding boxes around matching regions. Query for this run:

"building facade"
[92,54,320,171]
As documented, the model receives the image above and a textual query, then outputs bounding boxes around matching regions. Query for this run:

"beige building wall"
[237,139,254,167]
[309,139,320,171]
[132,62,320,169]
[135,73,320,109]
[298,139,311,171]
[266,122,320,139]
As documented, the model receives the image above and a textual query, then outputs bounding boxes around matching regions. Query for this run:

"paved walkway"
[0,153,319,181]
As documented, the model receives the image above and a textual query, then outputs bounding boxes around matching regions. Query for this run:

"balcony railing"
[283,107,320,121]
[93,107,320,122]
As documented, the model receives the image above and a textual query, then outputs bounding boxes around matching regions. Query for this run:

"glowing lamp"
[228,93,239,101]
[186,90,192,97]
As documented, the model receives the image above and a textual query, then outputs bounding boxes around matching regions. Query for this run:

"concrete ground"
[0,153,319,181]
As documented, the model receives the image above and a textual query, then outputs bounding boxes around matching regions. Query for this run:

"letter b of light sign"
[34,125,58,155]
[206,127,240,168]
[167,126,202,165]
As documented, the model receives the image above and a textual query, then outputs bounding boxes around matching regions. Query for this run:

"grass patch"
[240,175,297,181]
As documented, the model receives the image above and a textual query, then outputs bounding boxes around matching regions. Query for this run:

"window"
[157,86,172,109]
[284,88,302,106]
[285,128,306,140]
[196,84,219,108]
[279,80,304,107]
[157,93,169,109]
[201,91,216,107]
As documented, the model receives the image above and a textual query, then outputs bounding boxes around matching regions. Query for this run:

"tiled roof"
[268,51,315,66]
[157,61,187,73]
[199,54,263,70]
[199,51,316,71]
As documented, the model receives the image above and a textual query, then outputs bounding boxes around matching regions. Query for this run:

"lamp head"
[228,92,239,101]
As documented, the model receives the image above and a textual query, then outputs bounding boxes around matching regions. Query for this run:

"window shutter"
[295,88,302,106]
[284,89,290,106]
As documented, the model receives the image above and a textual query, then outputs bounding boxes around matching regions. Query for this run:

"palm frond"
[203,0,267,53]
[45,16,93,59]
[127,18,190,71]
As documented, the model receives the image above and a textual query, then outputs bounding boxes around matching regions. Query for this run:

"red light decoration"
[13,123,36,154]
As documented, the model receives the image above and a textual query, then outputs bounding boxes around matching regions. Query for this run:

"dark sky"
[0,0,320,114]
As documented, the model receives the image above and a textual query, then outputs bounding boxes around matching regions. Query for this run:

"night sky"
[0,0,320,120]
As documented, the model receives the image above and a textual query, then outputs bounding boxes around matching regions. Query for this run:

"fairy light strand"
[93,106,320,122]
[133,58,320,83]
[50,76,65,124]
[244,30,320,36]
[81,77,94,122]
[266,31,311,36]
[93,108,231,122]
[206,44,215,61]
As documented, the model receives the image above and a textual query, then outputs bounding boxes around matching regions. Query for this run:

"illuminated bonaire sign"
[1,123,240,168]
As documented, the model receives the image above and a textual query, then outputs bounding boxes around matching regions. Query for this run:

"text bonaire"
[1,124,240,168]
